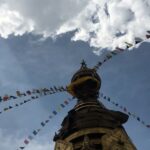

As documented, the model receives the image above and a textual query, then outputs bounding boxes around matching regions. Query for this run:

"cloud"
[0,0,88,37]
[0,0,150,52]
[57,0,150,51]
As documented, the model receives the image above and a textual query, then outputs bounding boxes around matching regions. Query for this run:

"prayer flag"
[53,111,57,115]
[3,95,9,101]
[147,31,150,34]
[106,54,112,59]
[64,100,69,105]
[115,103,118,106]
[36,89,40,94]
[28,135,33,140]
[37,129,41,132]
[146,125,150,128]
[26,91,31,95]
[20,147,25,149]
[16,91,21,97]
[107,97,110,101]
[10,96,17,99]
[111,51,117,55]
[60,104,65,108]
[98,62,102,66]
[9,106,13,109]
[68,98,72,101]
[146,34,150,39]
[45,120,49,123]
[4,108,9,111]
[50,87,54,91]
[103,59,107,62]
[0,97,2,102]
[128,112,131,115]
[41,122,45,127]
[125,42,133,48]
[116,47,125,51]
[33,130,37,135]
[57,106,61,112]
[135,37,142,44]
[137,117,140,121]
[24,139,29,144]
[20,102,23,105]
[123,107,127,112]
[54,86,58,91]
[49,116,53,119]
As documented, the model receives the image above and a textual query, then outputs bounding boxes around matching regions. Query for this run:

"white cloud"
[0,0,150,52]
[58,0,150,51]
[0,0,88,37]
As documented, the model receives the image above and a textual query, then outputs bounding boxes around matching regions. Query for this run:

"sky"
[0,0,150,150]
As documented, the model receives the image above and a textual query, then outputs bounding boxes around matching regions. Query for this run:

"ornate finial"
[81,59,87,68]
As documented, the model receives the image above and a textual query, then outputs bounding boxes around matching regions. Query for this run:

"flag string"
[16,97,74,150]
[0,86,66,104]
[0,87,66,115]
[93,31,150,70]
[100,92,150,129]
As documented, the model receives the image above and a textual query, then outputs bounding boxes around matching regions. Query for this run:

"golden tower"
[53,61,137,150]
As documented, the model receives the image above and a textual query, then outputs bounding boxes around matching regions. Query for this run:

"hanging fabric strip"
[99,92,150,129]
[93,32,150,71]
[16,97,74,150]
[0,86,67,104]
[0,86,67,115]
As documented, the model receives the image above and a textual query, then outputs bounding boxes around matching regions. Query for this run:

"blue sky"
[0,0,150,150]
[0,32,150,150]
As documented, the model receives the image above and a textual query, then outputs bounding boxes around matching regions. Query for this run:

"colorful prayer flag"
[146,125,150,128]
[103,96,106,99]
[3,95,9,101]
[37,129,41,132]
[33,130,37,135]
[24,139,29,144]
[116,47,125,51]
[111,51,117,55]
[60,104,65,108]
[20,147,25,149]
[45,120,49,123]
[64,100,69,105]
[137,117,140,121]
[10,96,17,99]
[49,116,53,119]
[26,91,31,95]
[4,108,9,111]
[53,111,57,115]
[123,107,127,112]
[41,122,45,127]
[0,97,2,102]
[28,135,33,140]
[146,34,150,39]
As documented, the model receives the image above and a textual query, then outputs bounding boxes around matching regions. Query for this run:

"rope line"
[0,88,66,115]
[0,86,66,104]
[100,92,150,129]
[16,97,74,150]
[93,31,150,70]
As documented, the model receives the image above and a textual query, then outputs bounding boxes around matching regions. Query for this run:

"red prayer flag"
[24,139,29,144]
[146,34,150,39]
